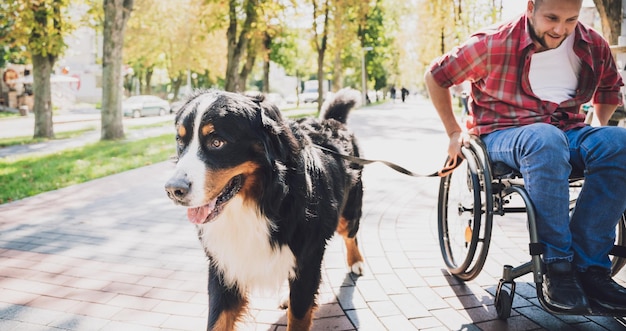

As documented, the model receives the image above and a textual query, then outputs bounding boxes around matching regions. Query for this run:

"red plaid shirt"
[429,14,623,135]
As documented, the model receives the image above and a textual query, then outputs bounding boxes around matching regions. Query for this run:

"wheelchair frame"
[437,136,626,319]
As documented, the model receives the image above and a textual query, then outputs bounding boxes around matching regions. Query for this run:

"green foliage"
[0,3,27,66]
[124,0,227,94]
[0,45,28,68]
[409,0,504,90]
[0,0,74,60]
[270,28,311,77]
[360,0,394,91]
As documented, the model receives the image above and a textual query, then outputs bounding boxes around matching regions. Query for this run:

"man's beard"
[529,25,550,50]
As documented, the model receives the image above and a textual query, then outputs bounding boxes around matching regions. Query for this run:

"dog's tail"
[321,88,362,124]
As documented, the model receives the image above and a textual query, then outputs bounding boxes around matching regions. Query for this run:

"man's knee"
[598,127,626,163]
[519,123,568,155]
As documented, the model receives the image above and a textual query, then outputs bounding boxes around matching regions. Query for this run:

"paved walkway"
[0,111,176,159]
[1,96,625,330]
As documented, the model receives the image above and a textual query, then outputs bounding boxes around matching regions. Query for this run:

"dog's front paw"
[350,262,364,276]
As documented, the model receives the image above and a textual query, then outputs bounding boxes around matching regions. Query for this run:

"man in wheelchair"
[424,0,626,315]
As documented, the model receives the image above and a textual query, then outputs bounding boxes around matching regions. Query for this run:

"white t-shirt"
[529,33,581,104]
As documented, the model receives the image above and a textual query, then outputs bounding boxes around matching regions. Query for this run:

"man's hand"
[448,131,471,161]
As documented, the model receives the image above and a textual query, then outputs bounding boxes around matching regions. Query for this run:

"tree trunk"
[313,0,330,114]
[262,32,271,93]
[145,67,153,95]
[224,0,257,92]
[317,51,325,111]
[238,42,257,91]
[171,72,184,99]
[31,54,56,139]
[225,0,242,92]
[262,59,270,93]
[101,0,133,140]
[593,0,621,45]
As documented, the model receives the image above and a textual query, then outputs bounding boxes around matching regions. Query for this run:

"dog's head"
[164,90,297,224]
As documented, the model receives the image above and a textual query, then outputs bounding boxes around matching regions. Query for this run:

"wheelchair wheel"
[611,212,626,276]
[495,283,513,320]
[438,140,493,281]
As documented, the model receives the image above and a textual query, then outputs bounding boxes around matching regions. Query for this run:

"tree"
[122,0,227,98]
[224,0,259,92]
[593,0,621,45]
[359,0,393,94]
[311,0,331,112]
[101,0,133,140]
[269,25,315,102]
[329,0,370,92]
[123,0,167,96]
[253,1,287,93]
[411,0,502,90]
[0,0,74,139]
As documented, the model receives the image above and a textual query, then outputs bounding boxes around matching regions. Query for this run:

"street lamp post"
[361,46,373,105]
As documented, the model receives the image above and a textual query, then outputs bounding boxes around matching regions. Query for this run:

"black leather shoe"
[542,261,589,314]
[578,266,626,312]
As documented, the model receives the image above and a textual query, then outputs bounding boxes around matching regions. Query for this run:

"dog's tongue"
[187,200,216,224]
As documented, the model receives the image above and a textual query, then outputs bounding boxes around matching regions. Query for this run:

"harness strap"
[314,144,461,178]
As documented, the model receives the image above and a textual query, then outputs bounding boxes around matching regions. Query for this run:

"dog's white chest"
[197,196,296,294]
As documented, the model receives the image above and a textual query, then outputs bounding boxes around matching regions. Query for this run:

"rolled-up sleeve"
[592,43,623,106]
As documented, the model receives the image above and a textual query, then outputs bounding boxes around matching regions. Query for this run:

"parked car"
[300,87,320,103]
[122,95,170,118]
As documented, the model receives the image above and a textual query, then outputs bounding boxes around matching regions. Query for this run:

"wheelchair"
[437,136,626,320]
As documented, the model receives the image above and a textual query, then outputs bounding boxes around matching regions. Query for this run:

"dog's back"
[297,88,362,158]
[297,88,365,269]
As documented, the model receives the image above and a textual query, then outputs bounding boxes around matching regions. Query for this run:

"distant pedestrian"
[401,87,409,102]
[390,86,396,102]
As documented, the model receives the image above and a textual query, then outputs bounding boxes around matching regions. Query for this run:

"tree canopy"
[2,0,624,114]
[0,0,75,138]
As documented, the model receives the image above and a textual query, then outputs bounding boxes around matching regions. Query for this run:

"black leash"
[314,144,461,178]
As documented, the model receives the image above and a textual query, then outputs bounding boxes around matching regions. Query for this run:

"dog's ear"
[252,100,300,219]
[253,98,299,160]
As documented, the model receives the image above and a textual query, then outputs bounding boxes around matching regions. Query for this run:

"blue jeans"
[482,123,626,270]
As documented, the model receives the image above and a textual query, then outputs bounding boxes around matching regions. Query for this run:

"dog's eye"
[208,138,225,149]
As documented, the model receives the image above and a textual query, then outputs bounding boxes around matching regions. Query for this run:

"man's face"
[527,0,583,51]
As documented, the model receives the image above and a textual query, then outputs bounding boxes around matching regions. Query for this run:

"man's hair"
[533,0,584,9]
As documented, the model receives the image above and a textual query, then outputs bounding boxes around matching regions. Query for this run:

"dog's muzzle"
[165,175,192,205]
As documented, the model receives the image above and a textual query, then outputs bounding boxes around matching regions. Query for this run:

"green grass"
[0,127,97,148]
[0,133,175,204]
[0,111,19,119]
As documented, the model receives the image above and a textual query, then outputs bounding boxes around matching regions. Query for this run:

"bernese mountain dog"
[164,88,365,331]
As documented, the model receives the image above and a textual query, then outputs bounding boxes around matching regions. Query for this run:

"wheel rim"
[438,139,493,281]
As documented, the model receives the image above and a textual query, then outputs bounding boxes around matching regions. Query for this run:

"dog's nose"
[165,176,191,203]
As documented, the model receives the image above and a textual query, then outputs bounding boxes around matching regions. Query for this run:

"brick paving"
[1,97,625,330]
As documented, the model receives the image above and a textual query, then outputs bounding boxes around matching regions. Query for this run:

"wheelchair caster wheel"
[495,289,513,320]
